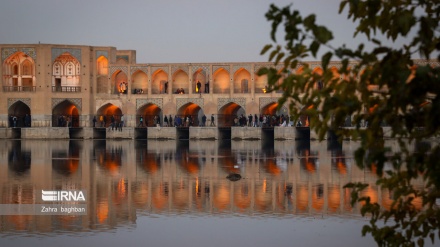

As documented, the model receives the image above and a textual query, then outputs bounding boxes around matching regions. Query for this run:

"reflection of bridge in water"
[0,139,425,233]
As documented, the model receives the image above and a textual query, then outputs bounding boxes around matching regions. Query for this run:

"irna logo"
[42,190,86,202]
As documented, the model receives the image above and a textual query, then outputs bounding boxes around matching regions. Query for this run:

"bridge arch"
[8,101,31,127]
[233,68,251,93]
[137,103,162,127]
[177,102,204,126]
[213,68,230,94]
[152,69,168,94]
[172,69,189,94]
[52,100,81,127]
[131,70,148,94]
[97,103,123,127]
[218,102,245,127]
[3,51,36,90]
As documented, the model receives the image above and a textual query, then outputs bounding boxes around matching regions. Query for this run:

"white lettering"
[41,206,57,213]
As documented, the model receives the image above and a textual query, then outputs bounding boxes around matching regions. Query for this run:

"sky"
[0,0,403,63]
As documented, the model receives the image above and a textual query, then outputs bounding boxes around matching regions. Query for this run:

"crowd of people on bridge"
[233,114,291,127]
[8,114,32,127]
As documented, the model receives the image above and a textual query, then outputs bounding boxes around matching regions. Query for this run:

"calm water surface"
[0,139,400,246]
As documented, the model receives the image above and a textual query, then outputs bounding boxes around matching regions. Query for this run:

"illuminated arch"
[52,52,81,89]
[97,55,108,75]
[3,51,36,89]
[111,70,128,94]
[172,69,189,94]
[233,68,251,93]
[218,102,245,127]
[177,102,204,126]
[131,70,148,94]
[213,68,230,94]
[152,69,168,94]
[137,103,162,127]
[192,68,207,93]
[260,102,288,116]
[52,100,81,127]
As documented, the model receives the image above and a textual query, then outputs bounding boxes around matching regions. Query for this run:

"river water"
[0,139,412,246]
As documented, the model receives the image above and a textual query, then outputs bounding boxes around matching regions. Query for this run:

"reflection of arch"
[296,184,308,212]
[328,185,341,213]
[8,141,31,174]
[218,102,245,127]
[173,183,189,209]
[312,184,324,212]
[132,182,149,207]
[255,181,271,211]
[97,103,123,127]
[137,150,160,174]
[152,182,169,210]
[52,100,80,127]
[213,68,230,94]
[234,183,251,210]
[137,103,162,127]
[8,101,31,127]
[233,68,251,93]
[177,102,203,127]
[213,183,230,211]
[52,159,79,176]
[263,159,282,175]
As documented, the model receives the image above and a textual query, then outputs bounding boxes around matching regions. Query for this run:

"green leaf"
[310,41,320,57]
[322,52,332,70]
[260,44,273,55]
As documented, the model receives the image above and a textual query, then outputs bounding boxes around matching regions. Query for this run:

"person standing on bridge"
[210,114,215,126]
[138,116,144,127]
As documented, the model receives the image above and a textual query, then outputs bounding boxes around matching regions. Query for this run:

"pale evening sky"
[0,0,407,63]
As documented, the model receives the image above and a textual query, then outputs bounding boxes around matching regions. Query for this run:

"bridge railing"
[52,86,81,92]
[3,86,36,92]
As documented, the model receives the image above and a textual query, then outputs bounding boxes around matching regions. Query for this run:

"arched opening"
[193,69,208,93]
[136,103,162,127]
[213,68,230,94]
[260,102,289,127]
[52,52,81,92]
[152,70,168,94]
[111,70,128,94]
[97,56,108,75]
[131,70,148,94]
[3,52,36,91]
[233,68,251,93]
[8,101,31,127]
[96,56,109,94]
[97,103,123,127]
[218,102,245,127]
[52,100,80,127]
[177,103,204,127]
[172,69,189,94]
[254,73,267,94]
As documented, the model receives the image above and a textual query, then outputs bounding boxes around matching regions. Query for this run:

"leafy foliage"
[260,1,440,246]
